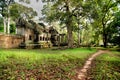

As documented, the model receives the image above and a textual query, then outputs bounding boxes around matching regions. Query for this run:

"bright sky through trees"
[15,0,44,18]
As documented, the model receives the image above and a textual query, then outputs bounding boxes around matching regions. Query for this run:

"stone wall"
[0,34,24,48]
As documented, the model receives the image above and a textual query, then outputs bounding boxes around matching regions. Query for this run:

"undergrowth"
[0,48,96,80]
[89,51,120,80]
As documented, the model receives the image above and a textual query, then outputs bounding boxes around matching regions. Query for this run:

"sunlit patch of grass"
[89,51,120,80]
[0,48,96,80]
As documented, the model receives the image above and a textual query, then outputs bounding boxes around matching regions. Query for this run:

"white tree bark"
[3,17,7,33]
[7,17,10,34]
[7,5,10,34]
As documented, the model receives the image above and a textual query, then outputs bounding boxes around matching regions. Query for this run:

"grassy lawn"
[89,51,120,80]
[0,48,96,80]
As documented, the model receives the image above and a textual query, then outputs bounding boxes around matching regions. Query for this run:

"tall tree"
[85,0,119,47]
[10,3,37,20]
[0,0,14,34]
[41,0,84,48]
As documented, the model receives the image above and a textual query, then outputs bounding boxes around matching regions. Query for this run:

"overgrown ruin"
[0,18,66,49]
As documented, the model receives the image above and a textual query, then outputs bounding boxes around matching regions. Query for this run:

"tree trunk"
[65,0,74,48]
[7,17,10,34]
[103,25,107,48]
[102,16,108,48]
[103,32,107,48]
[3,17,7,33]
[67,26,73,48]
[78,29,80,46]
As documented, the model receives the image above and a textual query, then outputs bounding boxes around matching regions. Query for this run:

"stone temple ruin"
[0,18,66,49]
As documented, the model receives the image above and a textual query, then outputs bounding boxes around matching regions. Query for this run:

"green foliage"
[0,0,14,17]
[83,0,119,47]
[41,0,83,27]
[10,23,16,34]
[0,26,4,32]
[41,0,85,48]
[10,3,37,20]
[0,17,3,32]
[110,36,120,47]
[41,0,120,47]
[0,48,96,80]
[107,11,120,47]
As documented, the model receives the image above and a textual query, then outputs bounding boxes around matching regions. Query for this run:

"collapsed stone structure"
[0,18,66,49]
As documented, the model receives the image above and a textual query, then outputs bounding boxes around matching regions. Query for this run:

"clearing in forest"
[0,48,96,80]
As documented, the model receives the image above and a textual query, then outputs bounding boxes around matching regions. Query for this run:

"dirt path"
[77,50,108,80]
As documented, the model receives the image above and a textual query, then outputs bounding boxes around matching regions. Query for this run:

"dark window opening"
[29,35,32,40]
[40,36,42,41]
[45,37,47,41]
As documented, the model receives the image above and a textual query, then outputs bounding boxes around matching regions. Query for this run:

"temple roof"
[16,18,64,35]
[16,18,49,34]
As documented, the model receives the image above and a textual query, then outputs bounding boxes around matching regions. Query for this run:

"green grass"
[89,51,120,80]
[0,48,96,80]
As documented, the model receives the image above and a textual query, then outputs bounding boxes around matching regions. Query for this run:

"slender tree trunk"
[78,29,80,46]
[103,32,107,48]
[3,17,7,33]
[7,17,10,34]
[7,5,10,34]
